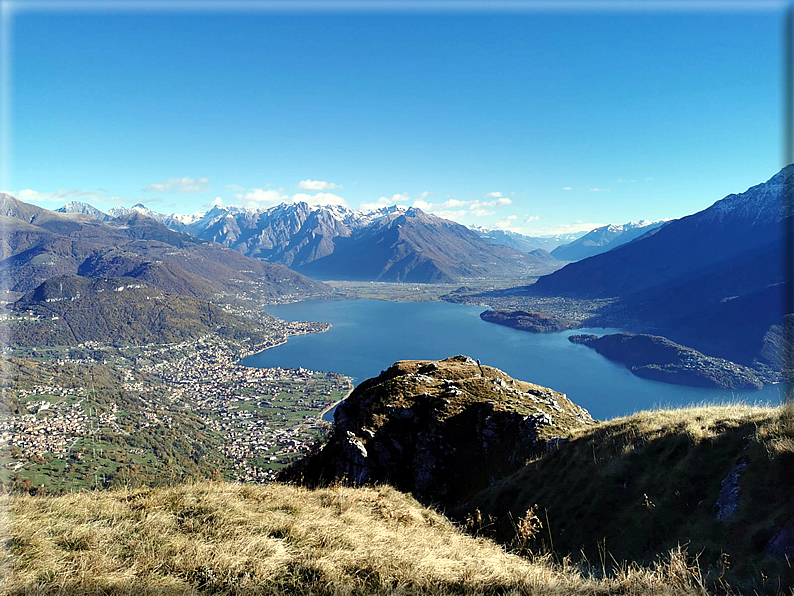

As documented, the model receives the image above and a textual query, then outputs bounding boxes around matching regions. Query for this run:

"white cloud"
[484,214,544,234]
[297,179,342,191]
[236,188,288,208]
[433,210,469,220]
[15,188,104,203]
[475,192,513,208]
[226,184,244,191]
[145,177,209,193]
[387,193,411,204]
[360,195,407,211]
[588,187,610,193]
[493,215,519,230]
[360,193,411,211]
[359,190,514,223]
[212,197,224,207]
[562,186,573,191]
[369,189,515,218]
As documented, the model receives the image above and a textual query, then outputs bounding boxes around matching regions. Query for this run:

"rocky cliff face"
[290,356,594,506]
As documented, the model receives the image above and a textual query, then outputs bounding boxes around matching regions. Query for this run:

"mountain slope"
[289,359,792,593]
[93,201,563,282]
[54,201,113,221]
[10,275,274,346]
[3,481,709,596]
[529,166,793,366]
[76,248,222,297]
[0,193,329,300]
[550,220,665,261]
[467,403,794,593]
[298,208,559,282]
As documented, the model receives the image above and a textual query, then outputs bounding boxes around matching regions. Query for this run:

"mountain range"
[469,227,585,253]
[1,193,328,301]
[56,201,564,283]
[550,220,665,261]
[530,165,793,370]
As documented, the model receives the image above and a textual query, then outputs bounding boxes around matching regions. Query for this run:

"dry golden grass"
[568,403,779,447]
[1,481,710,595]
[467,403,794,594]
[756,399,794,456]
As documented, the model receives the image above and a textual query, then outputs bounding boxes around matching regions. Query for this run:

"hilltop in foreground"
[289,358,793,594]
[4,357,793,595]
[3,481,708,596]
[288,356,594,505]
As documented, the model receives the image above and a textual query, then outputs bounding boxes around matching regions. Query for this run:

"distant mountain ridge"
[55,201,113,221]
[0,193,328,301]
[470,227,585,254]
[11,275,276,347]
[550,220,665,262]
[530,165,794,370]
[53,200,563,282]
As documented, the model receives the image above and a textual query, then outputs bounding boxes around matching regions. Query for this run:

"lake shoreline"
[319,387,355,423]
[244,299,783,420]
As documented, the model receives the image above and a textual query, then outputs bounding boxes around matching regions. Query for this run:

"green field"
[1,336,352,493]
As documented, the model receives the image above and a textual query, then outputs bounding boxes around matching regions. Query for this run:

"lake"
[241,299,786,420]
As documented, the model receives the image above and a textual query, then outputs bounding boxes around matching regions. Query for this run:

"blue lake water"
[241,299,786,420]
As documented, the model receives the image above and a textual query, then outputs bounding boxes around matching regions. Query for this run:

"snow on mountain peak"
[701,165,793,226]
[55,201,111,221]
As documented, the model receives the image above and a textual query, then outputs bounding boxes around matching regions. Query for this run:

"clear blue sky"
[3,2,787,235]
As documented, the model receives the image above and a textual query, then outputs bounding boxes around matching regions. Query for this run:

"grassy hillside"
[2,481,709,596]
[465,403,794,594]
[10,276,274,347]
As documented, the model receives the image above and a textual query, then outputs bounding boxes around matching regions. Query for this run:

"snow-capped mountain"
[174,202,561,282]
[55,201,113,221]
[2,193,328,298]
[532,164,793,367]
[550,220,665,262]
[469,227,585,254]
[699,166,790,226]
[55,200,563,282]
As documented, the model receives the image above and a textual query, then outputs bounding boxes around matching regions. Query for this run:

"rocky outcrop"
[569,333,764,389]
[288,356,594,506]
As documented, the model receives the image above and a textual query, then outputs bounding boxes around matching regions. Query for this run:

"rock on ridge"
[289,356,594,506]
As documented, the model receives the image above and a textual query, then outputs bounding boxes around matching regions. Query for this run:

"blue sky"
[2,2,787,235]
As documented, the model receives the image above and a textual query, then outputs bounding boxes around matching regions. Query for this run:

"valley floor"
[325,278,537,303]
[1,318,351,492]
